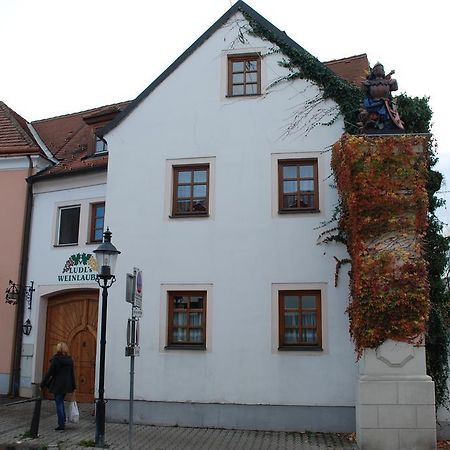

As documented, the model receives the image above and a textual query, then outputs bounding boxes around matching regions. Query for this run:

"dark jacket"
[41,353,76,395]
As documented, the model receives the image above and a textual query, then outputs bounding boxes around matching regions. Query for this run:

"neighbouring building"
[0,102,53,394]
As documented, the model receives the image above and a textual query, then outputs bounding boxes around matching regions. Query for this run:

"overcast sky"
[1,0,448,228]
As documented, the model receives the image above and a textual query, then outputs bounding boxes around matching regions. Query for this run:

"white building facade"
[100,2,356,430]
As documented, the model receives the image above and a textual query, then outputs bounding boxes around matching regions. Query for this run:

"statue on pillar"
[359,62,404,133]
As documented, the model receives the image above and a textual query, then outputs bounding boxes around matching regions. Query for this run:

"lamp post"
[93,228,121,447]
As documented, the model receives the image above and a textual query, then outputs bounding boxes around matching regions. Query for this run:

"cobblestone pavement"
[0,400,358,449]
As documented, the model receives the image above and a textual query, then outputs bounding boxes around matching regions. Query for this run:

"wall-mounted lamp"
[22,319,32,336]
[5,280,35,309]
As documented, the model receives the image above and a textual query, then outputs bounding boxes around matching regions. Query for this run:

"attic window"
[228,54,261,97]
[95,130,107,153]
[95,135,107,153]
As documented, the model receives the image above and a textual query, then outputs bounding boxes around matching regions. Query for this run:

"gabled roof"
[100,0,360,138]
[30,101,130,180]
[0,101,43,157]
[324,54,369,86]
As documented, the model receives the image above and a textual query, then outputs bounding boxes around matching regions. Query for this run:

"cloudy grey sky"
[1,0,448,228]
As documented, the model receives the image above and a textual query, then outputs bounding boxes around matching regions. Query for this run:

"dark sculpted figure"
[359,62,404,132]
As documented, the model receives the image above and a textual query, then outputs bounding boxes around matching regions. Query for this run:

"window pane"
[190,312,203,326]
[189,329,203,342]
[232,85,244,96]
[193,185,207,198]
[177,200,190,213]
[232,61,244,72]
[95,137,107,153]
[190,296,204,309]
[173,296,189,309]
[302,312,317,327]
[284,312,299,327]
[284,295,299,309]
[177,185,191,198]
[299,195,314,208]
[283,194,297,209]
[173,312,187,326]
[302,329,317,343]
[300,180,314,192]
[302,296,317,309]
[193,170,207,183]
[283,166,297,178]
[192,199,206,212]
[96,206,105,217]
[246,72,257,83]
[233,73,244,83]
[59,207,80,245]
[245,60,257,71]
[178,171,191,183]
[299,165,314,178]
[173,328,187,342]
[284,329,299,344]
[283,180,297,194]
[94,229,103,242]
[95,218,104,229]
[246,84,257,95]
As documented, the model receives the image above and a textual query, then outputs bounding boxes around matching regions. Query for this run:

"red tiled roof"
[0,102,43,156]
[31,101,130,180]
[324,53,369,86]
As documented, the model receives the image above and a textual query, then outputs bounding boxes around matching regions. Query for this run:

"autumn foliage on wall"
[332,134,430,356]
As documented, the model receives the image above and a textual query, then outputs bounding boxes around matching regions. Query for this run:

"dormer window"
[228,54,261,97]
[95,134,107,153]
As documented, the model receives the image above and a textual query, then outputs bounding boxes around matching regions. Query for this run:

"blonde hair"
[56,342,70,355]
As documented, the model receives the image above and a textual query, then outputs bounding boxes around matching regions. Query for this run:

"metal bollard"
[29,390,42,438]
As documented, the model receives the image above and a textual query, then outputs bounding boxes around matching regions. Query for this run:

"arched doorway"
[43,290,98,403]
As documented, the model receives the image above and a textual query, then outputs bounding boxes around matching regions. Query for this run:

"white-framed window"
[57,205,81,245]
[271,283,328,355]
[159,283,213,352]
[164,157,216,220]
[271,152,325,218]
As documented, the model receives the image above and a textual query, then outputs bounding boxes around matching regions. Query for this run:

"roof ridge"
[0,101,39,150]
[31,100,131,123]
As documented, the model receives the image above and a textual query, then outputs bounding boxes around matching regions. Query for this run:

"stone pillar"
[356,339,436,450]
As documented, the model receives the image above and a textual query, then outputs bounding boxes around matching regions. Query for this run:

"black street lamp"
[93,228,121,447]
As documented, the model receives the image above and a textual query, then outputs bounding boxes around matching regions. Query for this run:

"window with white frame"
[57,205,81,245]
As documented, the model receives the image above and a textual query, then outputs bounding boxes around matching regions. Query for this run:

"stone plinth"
[356,340,436,450]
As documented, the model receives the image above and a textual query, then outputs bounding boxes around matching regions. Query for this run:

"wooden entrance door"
[43,290,98,403]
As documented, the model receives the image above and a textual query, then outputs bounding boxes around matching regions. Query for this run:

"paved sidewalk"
[0,400,358,449]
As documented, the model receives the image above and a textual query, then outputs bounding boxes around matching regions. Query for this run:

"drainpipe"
[9,155,34,397]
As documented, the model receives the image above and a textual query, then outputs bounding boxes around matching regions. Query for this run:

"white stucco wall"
[103,12,356,408]
[23,172,106,389]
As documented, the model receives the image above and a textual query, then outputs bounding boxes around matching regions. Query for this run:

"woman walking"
[41,342,76,431]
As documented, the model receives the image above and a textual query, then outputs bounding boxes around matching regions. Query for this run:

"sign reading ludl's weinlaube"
[58,253,98,282]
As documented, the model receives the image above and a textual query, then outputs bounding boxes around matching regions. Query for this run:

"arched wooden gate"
[43,290,98,403]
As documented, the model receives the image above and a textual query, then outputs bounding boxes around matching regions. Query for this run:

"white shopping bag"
[68,400,80,423]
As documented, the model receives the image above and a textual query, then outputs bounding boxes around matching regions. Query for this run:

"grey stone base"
[107,400,355,432]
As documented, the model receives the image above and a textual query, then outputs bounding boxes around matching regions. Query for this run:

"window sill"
[54,243,79,248]
[225,94,261,98]
[169,213,210,219]
[278,346,323,352]
[278,209,320,215]
[86,241,102,245]
[165,345,206,351]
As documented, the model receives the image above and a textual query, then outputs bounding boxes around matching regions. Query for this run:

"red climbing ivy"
[332,134,430,356]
